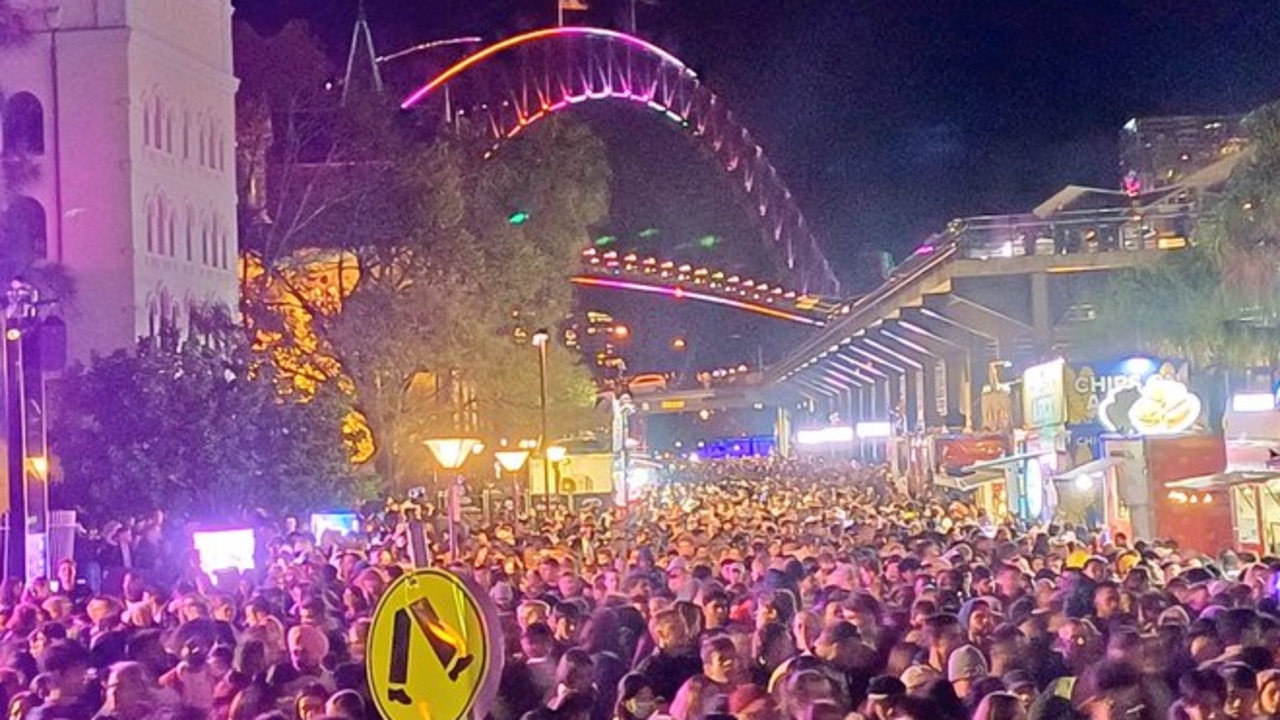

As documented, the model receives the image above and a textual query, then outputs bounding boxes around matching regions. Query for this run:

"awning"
[963,450,1052,474]
[1165,471,1280,491]
[936,470,1006,492]
[1053,457,1124,482]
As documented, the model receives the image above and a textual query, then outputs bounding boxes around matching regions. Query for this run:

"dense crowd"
[2,457,1280,720]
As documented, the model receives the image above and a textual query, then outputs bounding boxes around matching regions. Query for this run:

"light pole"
[531,329,551,509]
[494,446,531,522]
[423,437,480,561]
[546,444,567,508]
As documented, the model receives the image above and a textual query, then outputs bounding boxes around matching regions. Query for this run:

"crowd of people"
[1,456,1279,720]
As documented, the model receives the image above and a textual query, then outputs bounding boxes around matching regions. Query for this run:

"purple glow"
[402,27,695,110]
[571,276,825,326]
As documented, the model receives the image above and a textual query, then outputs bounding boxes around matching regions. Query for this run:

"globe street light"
[495,448,531,518]
[531,329,551,508]
[424,437,480,559]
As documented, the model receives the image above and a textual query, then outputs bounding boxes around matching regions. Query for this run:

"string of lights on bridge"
[576,248,838,326]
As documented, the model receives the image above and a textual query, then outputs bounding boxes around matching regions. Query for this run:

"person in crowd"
[7,455,1280,720]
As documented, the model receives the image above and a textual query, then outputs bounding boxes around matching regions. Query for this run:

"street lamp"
[495,448,531,518]
[531,329,551,509]
[424,437,480,559]
[546,445,567,510]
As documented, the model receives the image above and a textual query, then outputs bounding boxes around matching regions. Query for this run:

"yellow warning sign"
[367,569,491,720]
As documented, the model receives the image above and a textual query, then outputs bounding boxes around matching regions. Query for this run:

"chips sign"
[367,569,498,720]
[1066,358,1200,435]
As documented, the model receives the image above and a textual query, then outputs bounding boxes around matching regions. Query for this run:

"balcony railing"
[946,205,1199,260]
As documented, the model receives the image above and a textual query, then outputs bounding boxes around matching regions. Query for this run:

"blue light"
[1120,357,1158,377]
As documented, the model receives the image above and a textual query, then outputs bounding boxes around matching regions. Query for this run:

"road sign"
[367,569,493,720]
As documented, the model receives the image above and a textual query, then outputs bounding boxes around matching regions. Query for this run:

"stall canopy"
[962,450,1052,474]
[936,470,1005,492]
[1165,471,1280,491]
[1053,457,1124,483]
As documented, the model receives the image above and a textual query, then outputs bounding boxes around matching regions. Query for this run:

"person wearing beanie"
[947,644,989,702]
[288,624,334,690]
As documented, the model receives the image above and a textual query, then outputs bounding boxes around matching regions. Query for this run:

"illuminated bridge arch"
[402,27,841,297]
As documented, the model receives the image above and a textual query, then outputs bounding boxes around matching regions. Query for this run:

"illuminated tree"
[49,332,371,522]
[235,19,610,487]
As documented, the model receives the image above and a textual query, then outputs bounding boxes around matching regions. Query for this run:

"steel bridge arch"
[401,27,841,297]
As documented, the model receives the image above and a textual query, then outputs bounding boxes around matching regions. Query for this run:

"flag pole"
[630,0,637,34]
[557,1,564,27]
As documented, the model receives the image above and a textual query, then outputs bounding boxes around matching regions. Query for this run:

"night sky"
[233,0,1280,372]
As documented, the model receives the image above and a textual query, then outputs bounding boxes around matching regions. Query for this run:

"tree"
[49,331,371,523]
[319,117,611,486]
[1081,101,1280,372]
[235,17,612,487]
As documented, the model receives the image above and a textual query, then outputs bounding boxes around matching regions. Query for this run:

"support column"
[945,353,967,428]
[903,367,922,432]
[1031,272,1052,354]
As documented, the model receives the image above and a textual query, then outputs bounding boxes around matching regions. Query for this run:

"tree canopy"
[236,21,611,487]
[50,335,371,523]
[1079,101,1280,371]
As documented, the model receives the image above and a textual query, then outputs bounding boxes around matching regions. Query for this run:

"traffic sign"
[367,569,493,720]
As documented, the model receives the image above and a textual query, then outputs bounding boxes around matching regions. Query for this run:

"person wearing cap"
[1002,669,1037,712]
[814,621,878,709]
[899,664,940,697]
[855,675,905,720]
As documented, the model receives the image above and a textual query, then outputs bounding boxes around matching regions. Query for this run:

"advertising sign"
[1065,358,1200,435]
[1022,359,1067,429]
[934,434,1010,473]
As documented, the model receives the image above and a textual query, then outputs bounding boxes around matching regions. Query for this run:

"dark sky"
[233,0,1280,374]
[234,0,1280,290]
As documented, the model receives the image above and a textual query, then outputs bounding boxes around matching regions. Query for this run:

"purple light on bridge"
[571,276,825,327]
[401,27,696,110]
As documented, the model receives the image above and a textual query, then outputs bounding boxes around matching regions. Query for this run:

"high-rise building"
[1120,115,1247,194]
[0,0,239,360]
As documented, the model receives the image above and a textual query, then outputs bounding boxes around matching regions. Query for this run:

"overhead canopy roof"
[935,470,1006,492]
[1053,457,1124,482]
[1165,470,1280,491]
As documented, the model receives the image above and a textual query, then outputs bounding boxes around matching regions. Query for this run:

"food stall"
[931,433,1015,521]
[1043,357,1216,545]
[1016,359,1068,523]
[1175,392,1280,554]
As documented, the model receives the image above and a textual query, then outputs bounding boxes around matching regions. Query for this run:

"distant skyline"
[235,0,1280,288]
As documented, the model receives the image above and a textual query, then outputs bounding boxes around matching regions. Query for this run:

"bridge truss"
[401,27,841,297]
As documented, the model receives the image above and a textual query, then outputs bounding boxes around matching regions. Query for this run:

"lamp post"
[531,329,551,510]
[546,444,567,510]
[423,437,480,561]
[494,448,530,522]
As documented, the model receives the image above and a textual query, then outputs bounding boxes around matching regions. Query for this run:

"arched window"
[143,97,152,148]
[220,232,229,268]
[207,120,216,168]
[145,197,155,252]
[185,207,194,261]
[167,208,176,256]
[201,224,209,265]
[153,96,163,150]
[165,110,174,154]
[3,196,48,259]
[197,122,206,166]
[182,111,191,159]
[3,92,45,156]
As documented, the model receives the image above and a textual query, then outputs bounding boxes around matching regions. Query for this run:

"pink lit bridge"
[399,27,1204,420]
[401,26,841,300]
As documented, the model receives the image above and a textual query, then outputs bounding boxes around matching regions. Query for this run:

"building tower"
[0,0,240,360]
